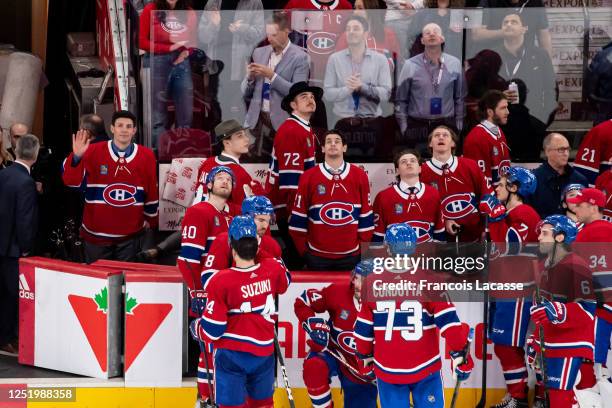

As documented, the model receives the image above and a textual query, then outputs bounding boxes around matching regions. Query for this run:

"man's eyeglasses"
[548,147,570,154]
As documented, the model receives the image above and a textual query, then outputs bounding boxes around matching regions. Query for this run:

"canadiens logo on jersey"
[498,159,511,176]
[103,183,138,207]
[440,193,477,220]
[307,32,336,55]
[336,331,357,354]
[319,202,355,226]
[407,220,433,243]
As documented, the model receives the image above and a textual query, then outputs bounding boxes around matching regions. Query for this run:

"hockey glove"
[189,290,207,316]
[356,354,376,381]
[189,318,203,342]
[478,194,507,222]
[302,317,330,352]
[530,298,566,325]
[526,335,541,370]
[450,349,474,381]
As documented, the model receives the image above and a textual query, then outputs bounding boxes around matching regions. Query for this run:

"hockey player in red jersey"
[567,188,612,394]
[354,223,474,408]
[189,216,291,408]
[595,169,612,222]
[202,195,281,288]
[573,119,612,186]
[420,125,491,242]
[478,167,540,408]
[463,90,511,187]
[62,110,158,262]
[529,215,597,408]
[266,82,322,268]
[195,119,264,206]
[372,149,445,247]
[289,130,374,270]
[294,260,378,408]
[560,183,585,228]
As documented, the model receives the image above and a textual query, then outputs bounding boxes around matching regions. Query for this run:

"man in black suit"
[0,133,39,355]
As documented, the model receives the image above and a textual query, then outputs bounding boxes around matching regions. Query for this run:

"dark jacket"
[0,162,38,257]
[528,161,589,219]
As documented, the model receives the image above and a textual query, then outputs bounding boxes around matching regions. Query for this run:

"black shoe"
[490,394,528,408]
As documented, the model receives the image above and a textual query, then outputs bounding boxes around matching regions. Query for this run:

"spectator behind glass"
[585,40,612,125]
[242,12,310,159]
[500,78,546,162]
[80,114,109,144]
[381,0,424,62]
[395,23,466,158]
[464,49,507,129]
[408,0,464,59]
[324,15,392,159]
[335,0,401,73]
[529,133,589,218]
[198,0,264,119]
[470,0,552,58]
[495,13,557,126]
[139,0,196,150]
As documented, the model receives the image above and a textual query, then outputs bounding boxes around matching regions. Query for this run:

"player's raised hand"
[530,298,566,325]
[302,317,330,352]
[72,129,91,158]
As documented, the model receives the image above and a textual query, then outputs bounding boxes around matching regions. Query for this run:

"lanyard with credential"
[424,56,444,94]
[504,47,526,78]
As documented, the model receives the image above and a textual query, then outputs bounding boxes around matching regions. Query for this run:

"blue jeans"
[145,52,193,148]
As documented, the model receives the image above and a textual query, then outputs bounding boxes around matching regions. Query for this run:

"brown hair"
[478,90,507,121]
[393,148,421,169]
[266,11,291,31]
[323,129,347,145]
[427,125,459,154]
[0,135,12,166]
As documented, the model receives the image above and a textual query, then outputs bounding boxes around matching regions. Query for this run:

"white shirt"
[263,41,291,113]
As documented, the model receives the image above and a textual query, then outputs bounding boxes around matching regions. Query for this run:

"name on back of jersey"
[241,279,271,298]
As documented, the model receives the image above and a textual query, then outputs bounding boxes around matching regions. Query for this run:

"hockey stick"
[475,216,490,408]
[274,330,296,408]
[196,333,218,408]
[534,244,553,408]
[450,327,475,408]
[326,347,377,385]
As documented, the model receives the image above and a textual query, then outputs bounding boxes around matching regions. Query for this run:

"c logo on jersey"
[337,331,356,355]
[440,193,476,220]
[319,202,355,226]
[307,32,336,55]
[103,183,137,207]
[499,160,511,177]
[407,220,432,243]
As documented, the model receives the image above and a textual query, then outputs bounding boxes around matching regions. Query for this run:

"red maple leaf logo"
[68,288,109,372]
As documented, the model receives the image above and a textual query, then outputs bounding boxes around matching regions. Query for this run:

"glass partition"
[139,7,612,163]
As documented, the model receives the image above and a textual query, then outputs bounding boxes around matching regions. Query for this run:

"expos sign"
[103,183,138,207]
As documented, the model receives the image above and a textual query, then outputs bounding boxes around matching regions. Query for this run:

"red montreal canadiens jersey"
[535,254,596,359]
[354,290,469,384]
[62,141,158,244]
[177,201,237,290]
[289,163,374,258]
[463,123,511,186]
[284,0,352,84]
[294,282,369,383]
[420,156,491,242]
[266,115,317,221]
[574,219,612,323]
[196,155,264,206]
[595,170,612,222]
[197,258,291,356]
[574,120,612,186]
[201,232,282,289]
[488,203,540,246]
[372,183,444,245]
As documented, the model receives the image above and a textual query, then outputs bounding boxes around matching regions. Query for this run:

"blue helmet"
[228,215,257,241]
[353,258,375,278]
[562,183,584,201]
[384,223,417,256]
[540,215,578,244]
[206,165,236,186]
[242,196,274,217]
[505,167,537,197]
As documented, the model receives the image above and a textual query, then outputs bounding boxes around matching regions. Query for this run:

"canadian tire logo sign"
[19,273,34,300]
[124,294,172,371]
[69,288,110,372]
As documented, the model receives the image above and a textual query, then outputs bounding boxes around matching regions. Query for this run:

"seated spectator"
[409,0,464,59]
[242,12,310,158]
[396,23,466,158]
[529,133,589,218]
[471,0,552,58]
[500,77,547,162]
[585,40,612,125]
[324,15,392,157]
[80,114,109,144]
[335,0,401,72]
[494,13,557,125]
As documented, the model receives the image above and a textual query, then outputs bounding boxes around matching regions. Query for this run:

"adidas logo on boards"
[19,274,34,300]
